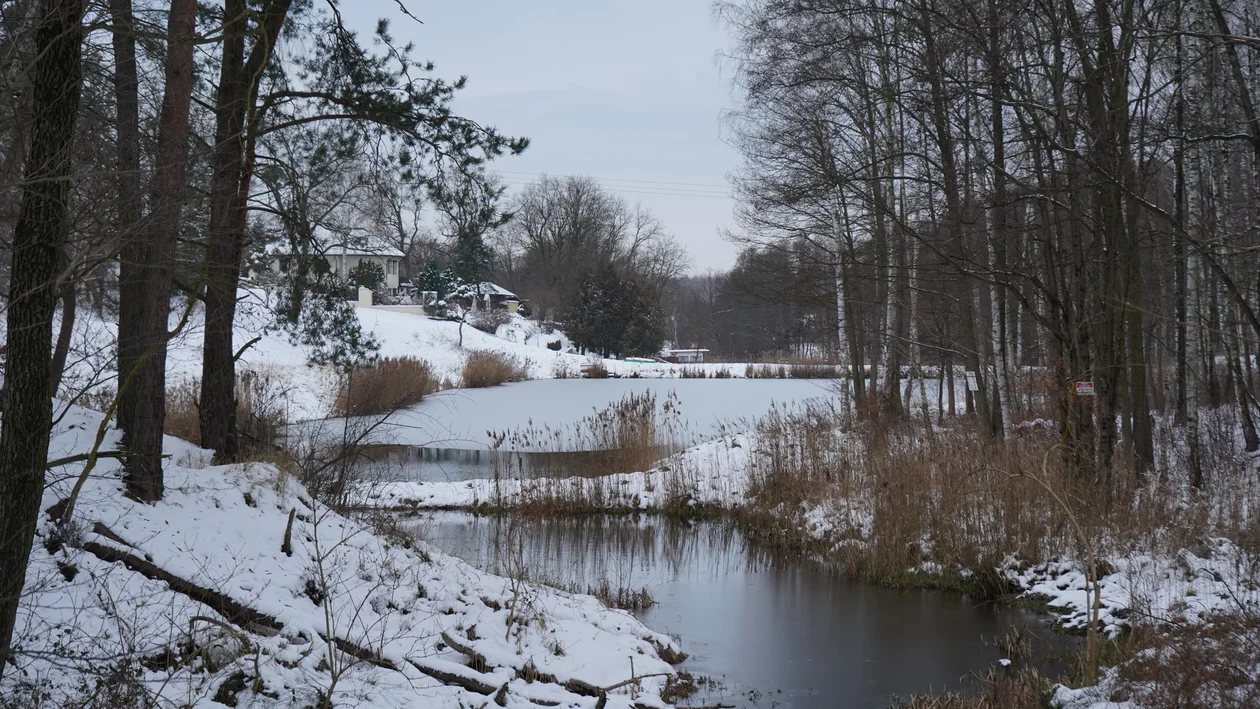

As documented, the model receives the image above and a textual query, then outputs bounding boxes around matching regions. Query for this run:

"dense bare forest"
[675,0,1260,487]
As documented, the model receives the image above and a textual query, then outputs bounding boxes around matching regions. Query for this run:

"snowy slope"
[55,289,762,423]
[7,406,684,708]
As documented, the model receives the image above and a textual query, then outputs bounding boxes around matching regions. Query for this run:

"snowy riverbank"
[356,424,1260,680]
[6,405,685,708]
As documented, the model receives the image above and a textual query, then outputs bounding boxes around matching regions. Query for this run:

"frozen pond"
[406,513,1074,708]
[371,378,836,448]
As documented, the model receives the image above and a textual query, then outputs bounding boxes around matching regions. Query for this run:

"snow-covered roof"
[474,282,517,298]
[269,226,405,258]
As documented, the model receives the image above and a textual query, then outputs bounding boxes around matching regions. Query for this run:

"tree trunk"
[111,0,142,437]
[119,0,197,502]
[921,8,991,434]
[0,0,87,677]
[199,0,249,459]
[48,263,75,397]
[200,0,293,460]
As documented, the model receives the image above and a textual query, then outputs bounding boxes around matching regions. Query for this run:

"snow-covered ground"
[7,405,685,708]
[358,434,754,509]
[55,289,865,424]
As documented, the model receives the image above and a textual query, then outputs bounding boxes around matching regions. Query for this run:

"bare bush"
[581,358,609,379]
[165,378,202,443]
[469,307,512,334]
[164,369,288,460]
[335,357,438,415]
[462,350,528,388]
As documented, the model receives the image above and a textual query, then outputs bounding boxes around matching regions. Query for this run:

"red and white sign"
[1075,381,1095,396]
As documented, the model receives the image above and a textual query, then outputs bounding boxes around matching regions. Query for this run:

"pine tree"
[452,229,494,287]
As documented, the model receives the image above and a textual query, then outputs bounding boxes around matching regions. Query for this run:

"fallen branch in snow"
[281,508,295,556]
[405,657,500,696]
[89,521,141,550]
[440,630,490,672]
[319,633,397,670]
[45,450,130,469]
[81,540,283,634]
[601,671,673,692]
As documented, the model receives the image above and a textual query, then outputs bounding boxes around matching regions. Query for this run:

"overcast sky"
[345,0,742,272]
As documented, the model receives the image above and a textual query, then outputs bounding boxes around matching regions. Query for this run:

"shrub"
[546,340,562,351]
[164,368,288,460]
[335,356,438,415]
[165,379,201,443]
[348,259,386,291]
[788,363,841,378]
[581,359,609,379]
[462,350,528,388]
[470,307,512,334]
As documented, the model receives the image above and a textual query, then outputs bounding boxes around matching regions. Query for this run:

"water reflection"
[403,513,1076,708]
[357,444,679,482]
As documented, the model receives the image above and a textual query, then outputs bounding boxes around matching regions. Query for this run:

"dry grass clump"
[746,363,788,378]
[889,666,1052,708]
[164,369,289,460]
[335,356,438,415]
[680,366,732,378]
[740,402,1260,596]
[587,579,655,610]
[744,362,841,378]
[489,391,685,483]
[165,379,202,443]
[1114,611,1260,709]
[788,362,841,378]
[581,359,609,378]
[462,350,528,388]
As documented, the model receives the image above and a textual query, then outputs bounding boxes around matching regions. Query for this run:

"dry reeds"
[335,356,438,415]
[489,391,686,485]
[744,362,841,378]
[164,369,289,460]
[581,359,609,379]
[737,403,1260,598]
[889,666,1052,708]
[164,379,201,443]
[462,350,529,388]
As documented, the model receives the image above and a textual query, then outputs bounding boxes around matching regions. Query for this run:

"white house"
[666,348,710,364]
[269,228,404,292]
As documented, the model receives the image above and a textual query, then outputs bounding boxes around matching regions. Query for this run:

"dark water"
[404,513,1075,709]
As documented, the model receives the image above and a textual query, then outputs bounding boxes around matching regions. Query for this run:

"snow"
[323,379,835,450]
[358,435,753,510]
[55,289,847,426]
[8,405,684,708]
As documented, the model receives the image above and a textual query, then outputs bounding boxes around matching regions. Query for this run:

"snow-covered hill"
[55,289,741,422]
[6,405,683,708]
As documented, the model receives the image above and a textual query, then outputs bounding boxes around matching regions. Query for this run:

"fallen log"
[441,630,491,672]
[407,657,499,696]
[82,541,282,634]
[320,633,397,670]
[564,677,605,697]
